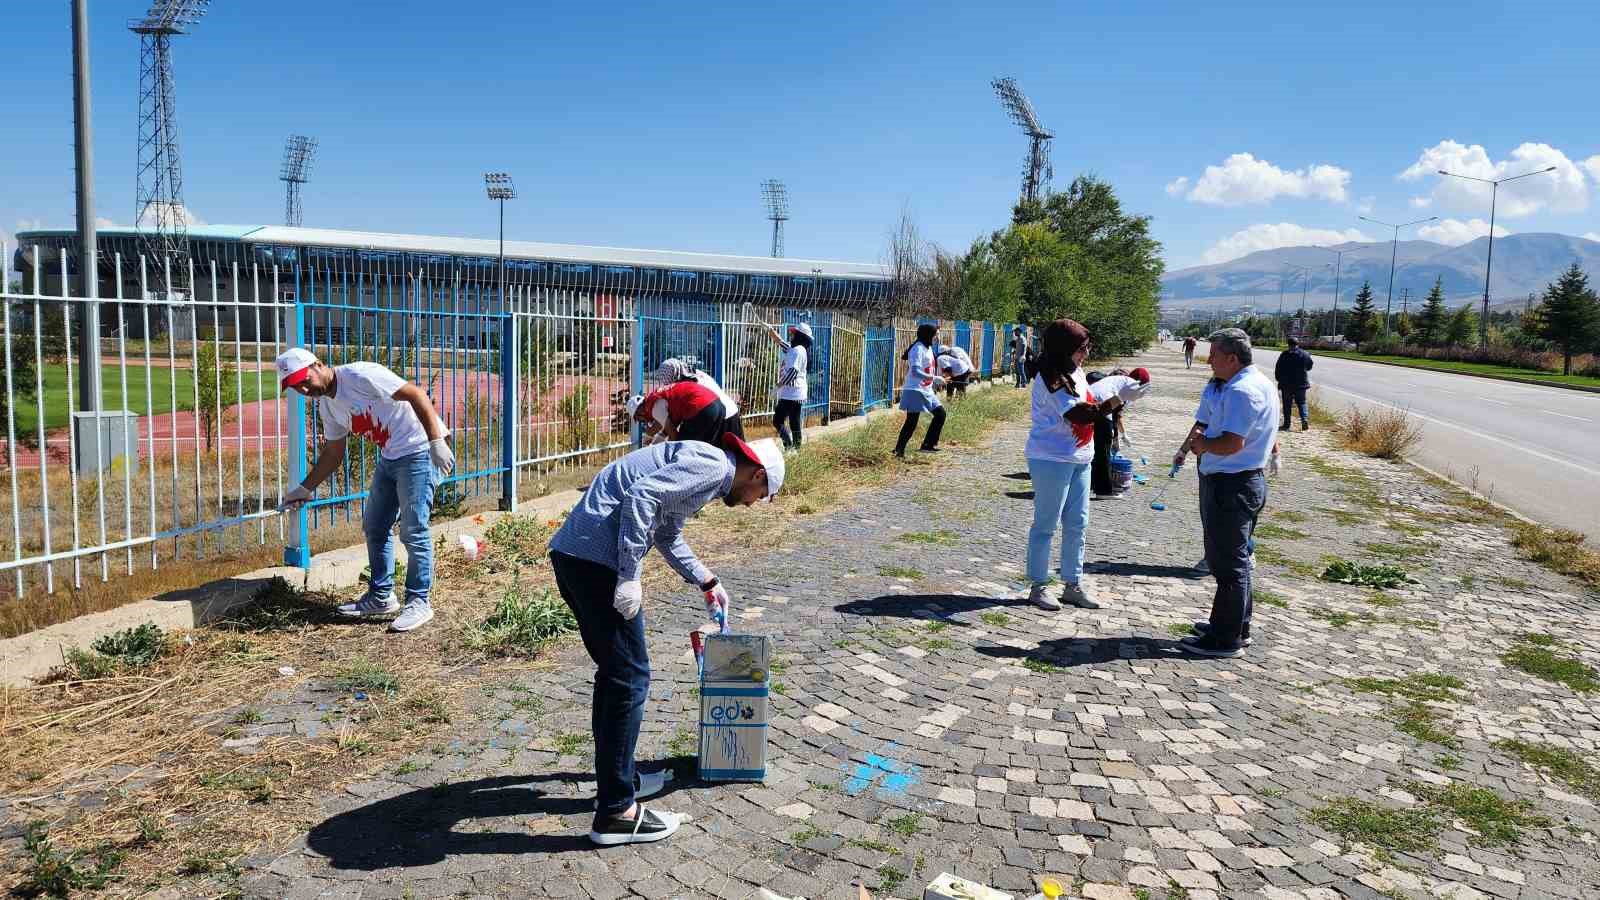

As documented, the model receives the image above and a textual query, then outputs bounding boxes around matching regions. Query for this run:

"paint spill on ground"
[843,744,920,796]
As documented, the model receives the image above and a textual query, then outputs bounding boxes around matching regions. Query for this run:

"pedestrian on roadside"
[1172,328,1279,658]
[275,348,455,633]
[1024,318,1118,610]
[1182,335,1198,369]
[761,321,812,450]
[894,323,947,458]
[654,358,744,438]
[937,344,975,399]
[547,433,786,846]
[1011,327,1029,388]
[1273,337,1314,432]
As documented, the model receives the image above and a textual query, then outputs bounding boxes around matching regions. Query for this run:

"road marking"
[1480,397,1510,405]
[1314,384,1600,479]
[1543,411,1591,421]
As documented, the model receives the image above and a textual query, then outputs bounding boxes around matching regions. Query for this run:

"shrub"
[1334,405,1421,459]
[462,582,577,656]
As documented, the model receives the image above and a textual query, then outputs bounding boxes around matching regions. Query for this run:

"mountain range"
[1161,233,1600,313]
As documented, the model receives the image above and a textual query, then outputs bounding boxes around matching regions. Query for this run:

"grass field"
[1310,350,1600,391]
[8,363,275,433]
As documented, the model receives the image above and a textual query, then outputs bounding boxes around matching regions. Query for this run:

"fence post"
[629,303,644,447]
[284,295,311,569]
[498,313,517,511]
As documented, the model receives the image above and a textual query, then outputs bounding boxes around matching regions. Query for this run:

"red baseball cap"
[275,347,318,389]
[1129,367,1150,384]
[720,434,786,498]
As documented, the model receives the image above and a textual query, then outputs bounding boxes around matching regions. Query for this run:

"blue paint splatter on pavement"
[843,744,921,796]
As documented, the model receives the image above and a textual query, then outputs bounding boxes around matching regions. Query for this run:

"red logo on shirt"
[1072,390,1096,448]
[351,410,391,448]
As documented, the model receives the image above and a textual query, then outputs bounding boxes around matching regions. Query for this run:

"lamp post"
[1436,166,1558,347]
[1358,214,1438,336]
[484,172,516,313]
[1284,264,1315,342]
[1312,246,1354,338]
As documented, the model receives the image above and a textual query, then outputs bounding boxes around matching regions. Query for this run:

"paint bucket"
[1110,455,1135,492]
[699,633,771,782]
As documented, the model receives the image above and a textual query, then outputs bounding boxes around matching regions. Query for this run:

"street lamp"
[1436,165,1558,347]
[484,172,516,313]
[1358,214,1438,336]
[1283,263,1316,342]
[1312,246,1356,338]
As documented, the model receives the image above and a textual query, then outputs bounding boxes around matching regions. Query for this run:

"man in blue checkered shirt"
[548,433,785,847]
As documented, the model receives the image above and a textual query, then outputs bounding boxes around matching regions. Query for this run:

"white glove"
[613,579,642,620]
[278,483,312,512]
[430,437,455,477]
[703,579,730,625]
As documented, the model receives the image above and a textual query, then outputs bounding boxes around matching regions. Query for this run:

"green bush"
[462,582,577,657]
[1321,559,1414,589]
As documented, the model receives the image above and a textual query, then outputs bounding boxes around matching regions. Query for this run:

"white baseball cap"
[789,322,814,340]
[275,347,319,389]
[722,434,786,499]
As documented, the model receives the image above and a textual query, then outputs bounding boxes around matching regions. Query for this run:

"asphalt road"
[1216,344,1600,537]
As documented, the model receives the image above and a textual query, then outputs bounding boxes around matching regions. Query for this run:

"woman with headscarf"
[762,322,812,450]
[893,323,947,458]
[654,358,744,439]
[1023,318,1116,611]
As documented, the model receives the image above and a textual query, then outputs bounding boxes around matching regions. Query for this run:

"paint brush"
[1149,463,1181,511]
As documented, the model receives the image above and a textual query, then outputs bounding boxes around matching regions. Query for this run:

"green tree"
[956,239,1021,322]
[195,336,237,453]
[0,310,40,454]
[1346,281,1378,343]
[1394,311,1413,340]
[1412,277,1449,347]
[1444,302,1479,347]
[1534,262,1600,375]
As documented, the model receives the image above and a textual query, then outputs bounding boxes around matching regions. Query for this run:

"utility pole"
[73,0,100,413]
[1436,166,1558,347]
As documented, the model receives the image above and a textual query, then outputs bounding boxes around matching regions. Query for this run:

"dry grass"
[1508,523,1600,591]
[1331,405,1422,459]
[0,383,1028,895]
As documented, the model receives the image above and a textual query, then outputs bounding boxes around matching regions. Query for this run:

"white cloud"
[1584,232,1600,242]
[1409,196,1433,209]
[1356,196,1376,215]
[1417,217,1510,246]
[1399,140,1589,217]
[136,202,204,228]
[1200,223,1373,265]
[1172,153,1351,206]
[1585,155,1600,185]
[1165,176,1190,197]
[94,216,121,230]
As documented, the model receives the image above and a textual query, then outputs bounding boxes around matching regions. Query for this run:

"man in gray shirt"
[548,433,785,847]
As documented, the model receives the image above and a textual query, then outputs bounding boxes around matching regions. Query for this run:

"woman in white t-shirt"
[893,323,947,458]
[1023,318,1115,611]
[763,321,812,450]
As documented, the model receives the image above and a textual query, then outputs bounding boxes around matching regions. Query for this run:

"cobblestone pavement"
[240,348,1600,900]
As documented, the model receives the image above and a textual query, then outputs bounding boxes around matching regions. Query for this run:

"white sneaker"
[589,805,681,846]
[389,600,434,632]
[1027,583,1062,611]
[338,593,399,618]
[594,769,671,810]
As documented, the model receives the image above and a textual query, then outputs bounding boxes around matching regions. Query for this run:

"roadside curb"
[1308,351,1600,395]
[0,378,1010,686]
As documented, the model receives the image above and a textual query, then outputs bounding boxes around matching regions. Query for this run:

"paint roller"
[1149,462,1182,511]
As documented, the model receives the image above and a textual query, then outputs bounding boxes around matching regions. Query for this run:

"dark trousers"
[1198,470,1267,647]
[894,407,946,455]
[550,551,650,822]
[1091,416,1115,495]
[774,399,803,448]
[675,398,729,446]
[945,372,971,399]
[1280,386,1308,428]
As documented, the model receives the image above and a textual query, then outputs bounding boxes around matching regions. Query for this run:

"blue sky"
[5,1,1599,273]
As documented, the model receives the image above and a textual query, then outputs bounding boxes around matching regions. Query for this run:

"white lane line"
[1543,410,1591,421]
[1480,397,1511,405]
[1314,383,1600,479]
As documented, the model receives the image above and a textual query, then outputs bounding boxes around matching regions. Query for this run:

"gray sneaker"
[390,600,434,632]
[1059,583,1101,609]
[1193,558,1210,575]
[338,593,399,618]
[1027,583,1062,611]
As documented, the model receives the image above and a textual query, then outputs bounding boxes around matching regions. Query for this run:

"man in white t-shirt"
[937,345,975,399]
[274,348,456,632]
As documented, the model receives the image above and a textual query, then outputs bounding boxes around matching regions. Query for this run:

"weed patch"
[1359,541,1437,562]
[60,623,170,680]
[1501,635,1599,693]
[1310,608,1379,629]
[877,565,923,580]
[1496,739,1600,802]
[884,812,923,836]
[1321,559,1415,589]
[1335,405,1423,459]
[333,658,400,696]
[15,822,124,896]
[1345,673,1464,703]
[1508,522,1600,590]
[980,611,1011,627]
[1388,702,1460,749]
[552,732,589,757]
[1255,590,1289,609]
[460,581,577,657]
[1021,657,1062,674]
[894,529,960,546]
[1271,510,1310,524]
[1308,797,1440,857]
[1409,781,1550,846]
[1255,523,1309,540]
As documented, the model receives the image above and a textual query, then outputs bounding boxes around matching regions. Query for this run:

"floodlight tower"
[762,180,789,258]
[129,0,208,295]
[280,135,318,227]
[484,172,516,309]
[990,76,1054,205]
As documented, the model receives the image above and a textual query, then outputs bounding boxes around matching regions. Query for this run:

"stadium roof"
[13,224,891,281]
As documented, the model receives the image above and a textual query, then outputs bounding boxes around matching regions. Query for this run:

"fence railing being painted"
[0,242,1022,596]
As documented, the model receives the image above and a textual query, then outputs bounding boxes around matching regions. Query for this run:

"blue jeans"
[363,451,438,605]
[1026,458,1091,585]
[1198,470,1267,646]
[551,551,650,823]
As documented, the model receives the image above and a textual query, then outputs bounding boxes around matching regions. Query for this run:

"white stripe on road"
[1480,397,1510,405]
[1314,383,1600,479]
[1542,411,1591,421]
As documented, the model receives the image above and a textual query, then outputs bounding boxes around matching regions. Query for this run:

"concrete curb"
[0,378,1013,686]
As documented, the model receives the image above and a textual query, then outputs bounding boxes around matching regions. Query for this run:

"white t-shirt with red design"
[1024,369,1097,465]
[318,362,431,461]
